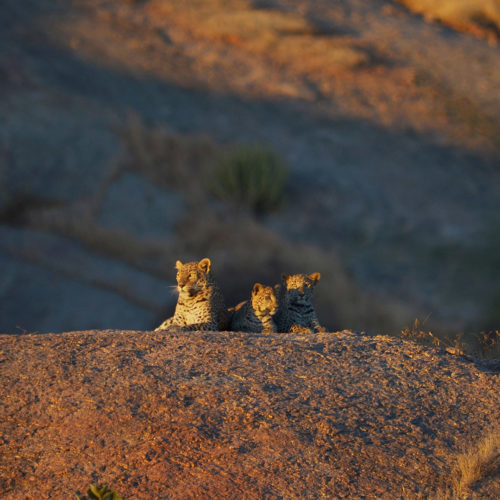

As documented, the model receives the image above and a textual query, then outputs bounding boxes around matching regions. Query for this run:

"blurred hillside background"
[1,0,499,344]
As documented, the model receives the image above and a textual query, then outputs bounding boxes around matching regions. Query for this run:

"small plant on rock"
[401,318,469,354]
[76,484,124,500]
[401,318,442,347]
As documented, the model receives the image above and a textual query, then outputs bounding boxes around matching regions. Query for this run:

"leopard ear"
[252,283,263,295]
[309,272,321,282]
[175,260,183,270]
[198,257,211,273]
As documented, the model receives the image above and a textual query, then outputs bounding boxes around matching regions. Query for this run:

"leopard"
[155,257,229,331]
[275,272,325,333]
[229,283,280,333]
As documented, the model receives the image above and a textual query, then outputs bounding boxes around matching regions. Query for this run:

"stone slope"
[2,0,500,335]
[0,330,498,498]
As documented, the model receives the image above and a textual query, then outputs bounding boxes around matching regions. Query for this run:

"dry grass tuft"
[475,330,500,358]
[401,318,500,361]
[454,428,500,492]
[435,426,500,499]
[401,317,469,351]
[118,111,220,201]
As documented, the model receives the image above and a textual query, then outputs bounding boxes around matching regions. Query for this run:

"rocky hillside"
[1,0,499,337]
[0,329,498,498]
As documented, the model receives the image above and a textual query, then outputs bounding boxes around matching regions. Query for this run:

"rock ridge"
[0,329,498,498]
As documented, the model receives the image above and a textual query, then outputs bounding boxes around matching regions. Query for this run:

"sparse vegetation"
[434,426,500,499]
[209,145,288,215]
[118,112,219,198]
[76,484,123,500]
[475,329,500,360]
[119,115,289,215]
[452,427,500,496]
[401,318,500,360]
[401,317,446,347]
[401,317,468,354]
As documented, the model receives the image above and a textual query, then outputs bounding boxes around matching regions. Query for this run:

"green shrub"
[76,484,124,500]
[209,145,288,215]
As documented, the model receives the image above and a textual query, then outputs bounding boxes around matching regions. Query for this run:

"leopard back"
[155,258,228,331]
[230,283,279,333]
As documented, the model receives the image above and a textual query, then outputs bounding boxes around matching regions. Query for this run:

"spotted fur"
[230,283,279,333]
[275,272,325,333]
[155,258,229,331]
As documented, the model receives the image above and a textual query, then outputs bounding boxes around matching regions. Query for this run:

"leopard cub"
[230,283,280,333]
[275,272,325,333]
[155,258,229,332]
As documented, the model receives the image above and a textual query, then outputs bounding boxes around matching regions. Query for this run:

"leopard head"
[251,283,279,316]
[175,258,212,297]
[281,272,320,305]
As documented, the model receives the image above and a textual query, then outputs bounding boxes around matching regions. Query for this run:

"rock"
[0,251,156,333]
[0,226,176,333]
[0,93,118,202]
[97,172,184,239]
[0,330,498,497]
